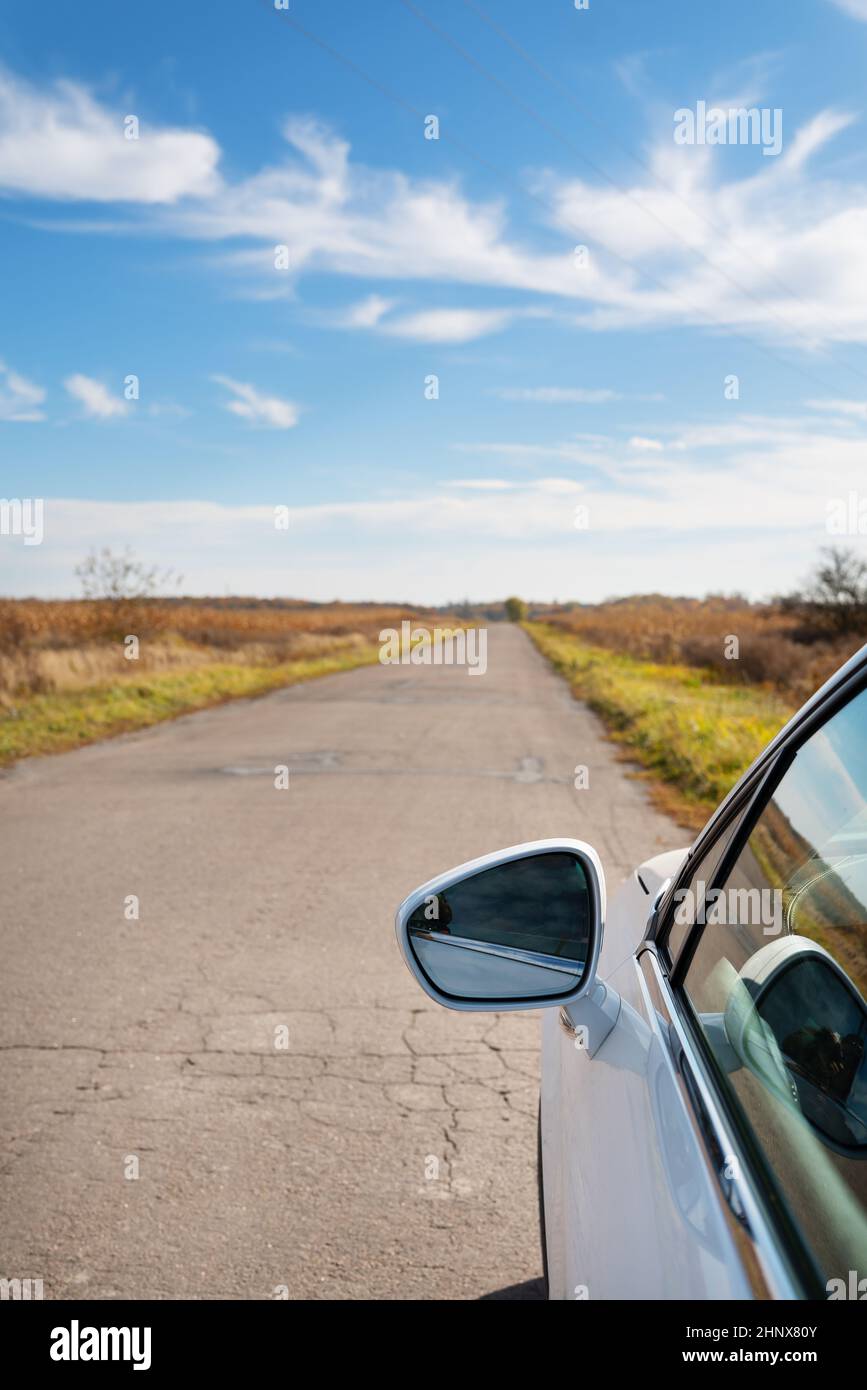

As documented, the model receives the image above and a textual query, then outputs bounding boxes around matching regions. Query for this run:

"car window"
[680,684,867,1285]
[663,802,751,964]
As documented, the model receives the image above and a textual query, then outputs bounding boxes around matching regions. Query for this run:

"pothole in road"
[218,753,567,784]
[220,751,342,775]
[513,756,545,784]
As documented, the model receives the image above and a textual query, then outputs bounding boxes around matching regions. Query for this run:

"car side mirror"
[395,839,606,1013]
[723,936,867,1151]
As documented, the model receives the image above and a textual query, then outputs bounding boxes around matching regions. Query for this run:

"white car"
[396,645,867,1300]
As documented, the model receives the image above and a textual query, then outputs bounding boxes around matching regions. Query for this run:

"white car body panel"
[541,850,756,1300]
[395,644,867,1301]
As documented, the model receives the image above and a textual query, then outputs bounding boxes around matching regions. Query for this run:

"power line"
[462,0,867,382]
[401,0,867,387]
[262,1,861,401]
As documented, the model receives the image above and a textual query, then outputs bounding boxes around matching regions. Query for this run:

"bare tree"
[779,546,867,638]
[75,546,181,602]
[75,547,183,639]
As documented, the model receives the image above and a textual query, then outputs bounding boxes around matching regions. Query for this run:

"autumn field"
[4,549,867,820]
[525,583,867,828]
[0,596,441,767]
[530,594,862,705]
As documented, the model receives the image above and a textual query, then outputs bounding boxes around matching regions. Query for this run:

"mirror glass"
[406,851,593,1002]
[744,956,867,1150]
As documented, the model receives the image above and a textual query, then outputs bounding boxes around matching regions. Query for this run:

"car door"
[669,680,867,1296]
[544,667,867,1301]
[542,841,772,1300]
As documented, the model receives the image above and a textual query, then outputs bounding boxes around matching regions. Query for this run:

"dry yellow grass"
[0,630,367,705]
[0,597,429,652]
[0,598,451,764]
[0,599,442,704]
[537,596,864,704]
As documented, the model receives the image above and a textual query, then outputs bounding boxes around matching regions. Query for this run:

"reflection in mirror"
[406,851,592,1002]
[747,954,867,1150]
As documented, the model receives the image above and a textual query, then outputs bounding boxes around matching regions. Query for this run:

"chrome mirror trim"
[407,928,585,977]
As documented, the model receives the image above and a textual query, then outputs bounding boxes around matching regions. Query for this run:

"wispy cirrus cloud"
[379,307,520,343]
[5,68,867,350]
[5,409,866,601]
[452,439,609,467]
[147,106,867,348]
[335,297,528,343]
[338,295,396,329]
[444,478,516,490]
[64,373,128,419]
[212,375,299,429]
[12,414,866,551]
[829,0,867,20]
[0,360,45,421]
[492,386,619,404]
[441,476,586,494]
[806,396,867,421]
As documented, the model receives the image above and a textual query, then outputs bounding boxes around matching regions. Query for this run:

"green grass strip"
[0,645,379,767]
[525,622,793,816]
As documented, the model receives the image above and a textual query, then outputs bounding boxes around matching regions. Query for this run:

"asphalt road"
[0,625,683,1300]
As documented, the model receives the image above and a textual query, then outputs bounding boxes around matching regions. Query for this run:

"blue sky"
[2,0,867,601]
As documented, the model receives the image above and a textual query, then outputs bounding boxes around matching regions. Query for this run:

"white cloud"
[628,436,664,451]
[807,397,867,421]
[0,68,220,203]
[340,294,396,328]
[7,414,866,600]
[182,115,591,301]
[7,70,867,347]
[445,479,515,490]
[450,412,867,506]
[779,110,855,175]
[534,477,587,494]
[667,416,848,450]
[0,361,45,421]
[538,109,867,345]
[212,375,299,429]
[335,298,528,343]
[380,307,517,343]
[182,106,867,347]
[829,0,867,19]
[64,373,128,419]
[493,387,618,404]
[452,440,606,466]
[443,475,584,495]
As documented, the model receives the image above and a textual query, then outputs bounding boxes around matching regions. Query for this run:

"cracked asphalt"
[0,625,682,1299]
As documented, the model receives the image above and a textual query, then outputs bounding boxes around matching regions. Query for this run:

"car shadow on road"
[480,1277,546,1300]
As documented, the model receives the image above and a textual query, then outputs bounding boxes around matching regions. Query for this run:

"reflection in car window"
[664,803,749,963]
[750,957,867,1149]
[682,685,867,1283]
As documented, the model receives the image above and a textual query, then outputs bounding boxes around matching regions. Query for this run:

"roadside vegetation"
[0,646,384,766]
[0,549,446,767]
[525,548,867,829]
[526,623,792,828]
